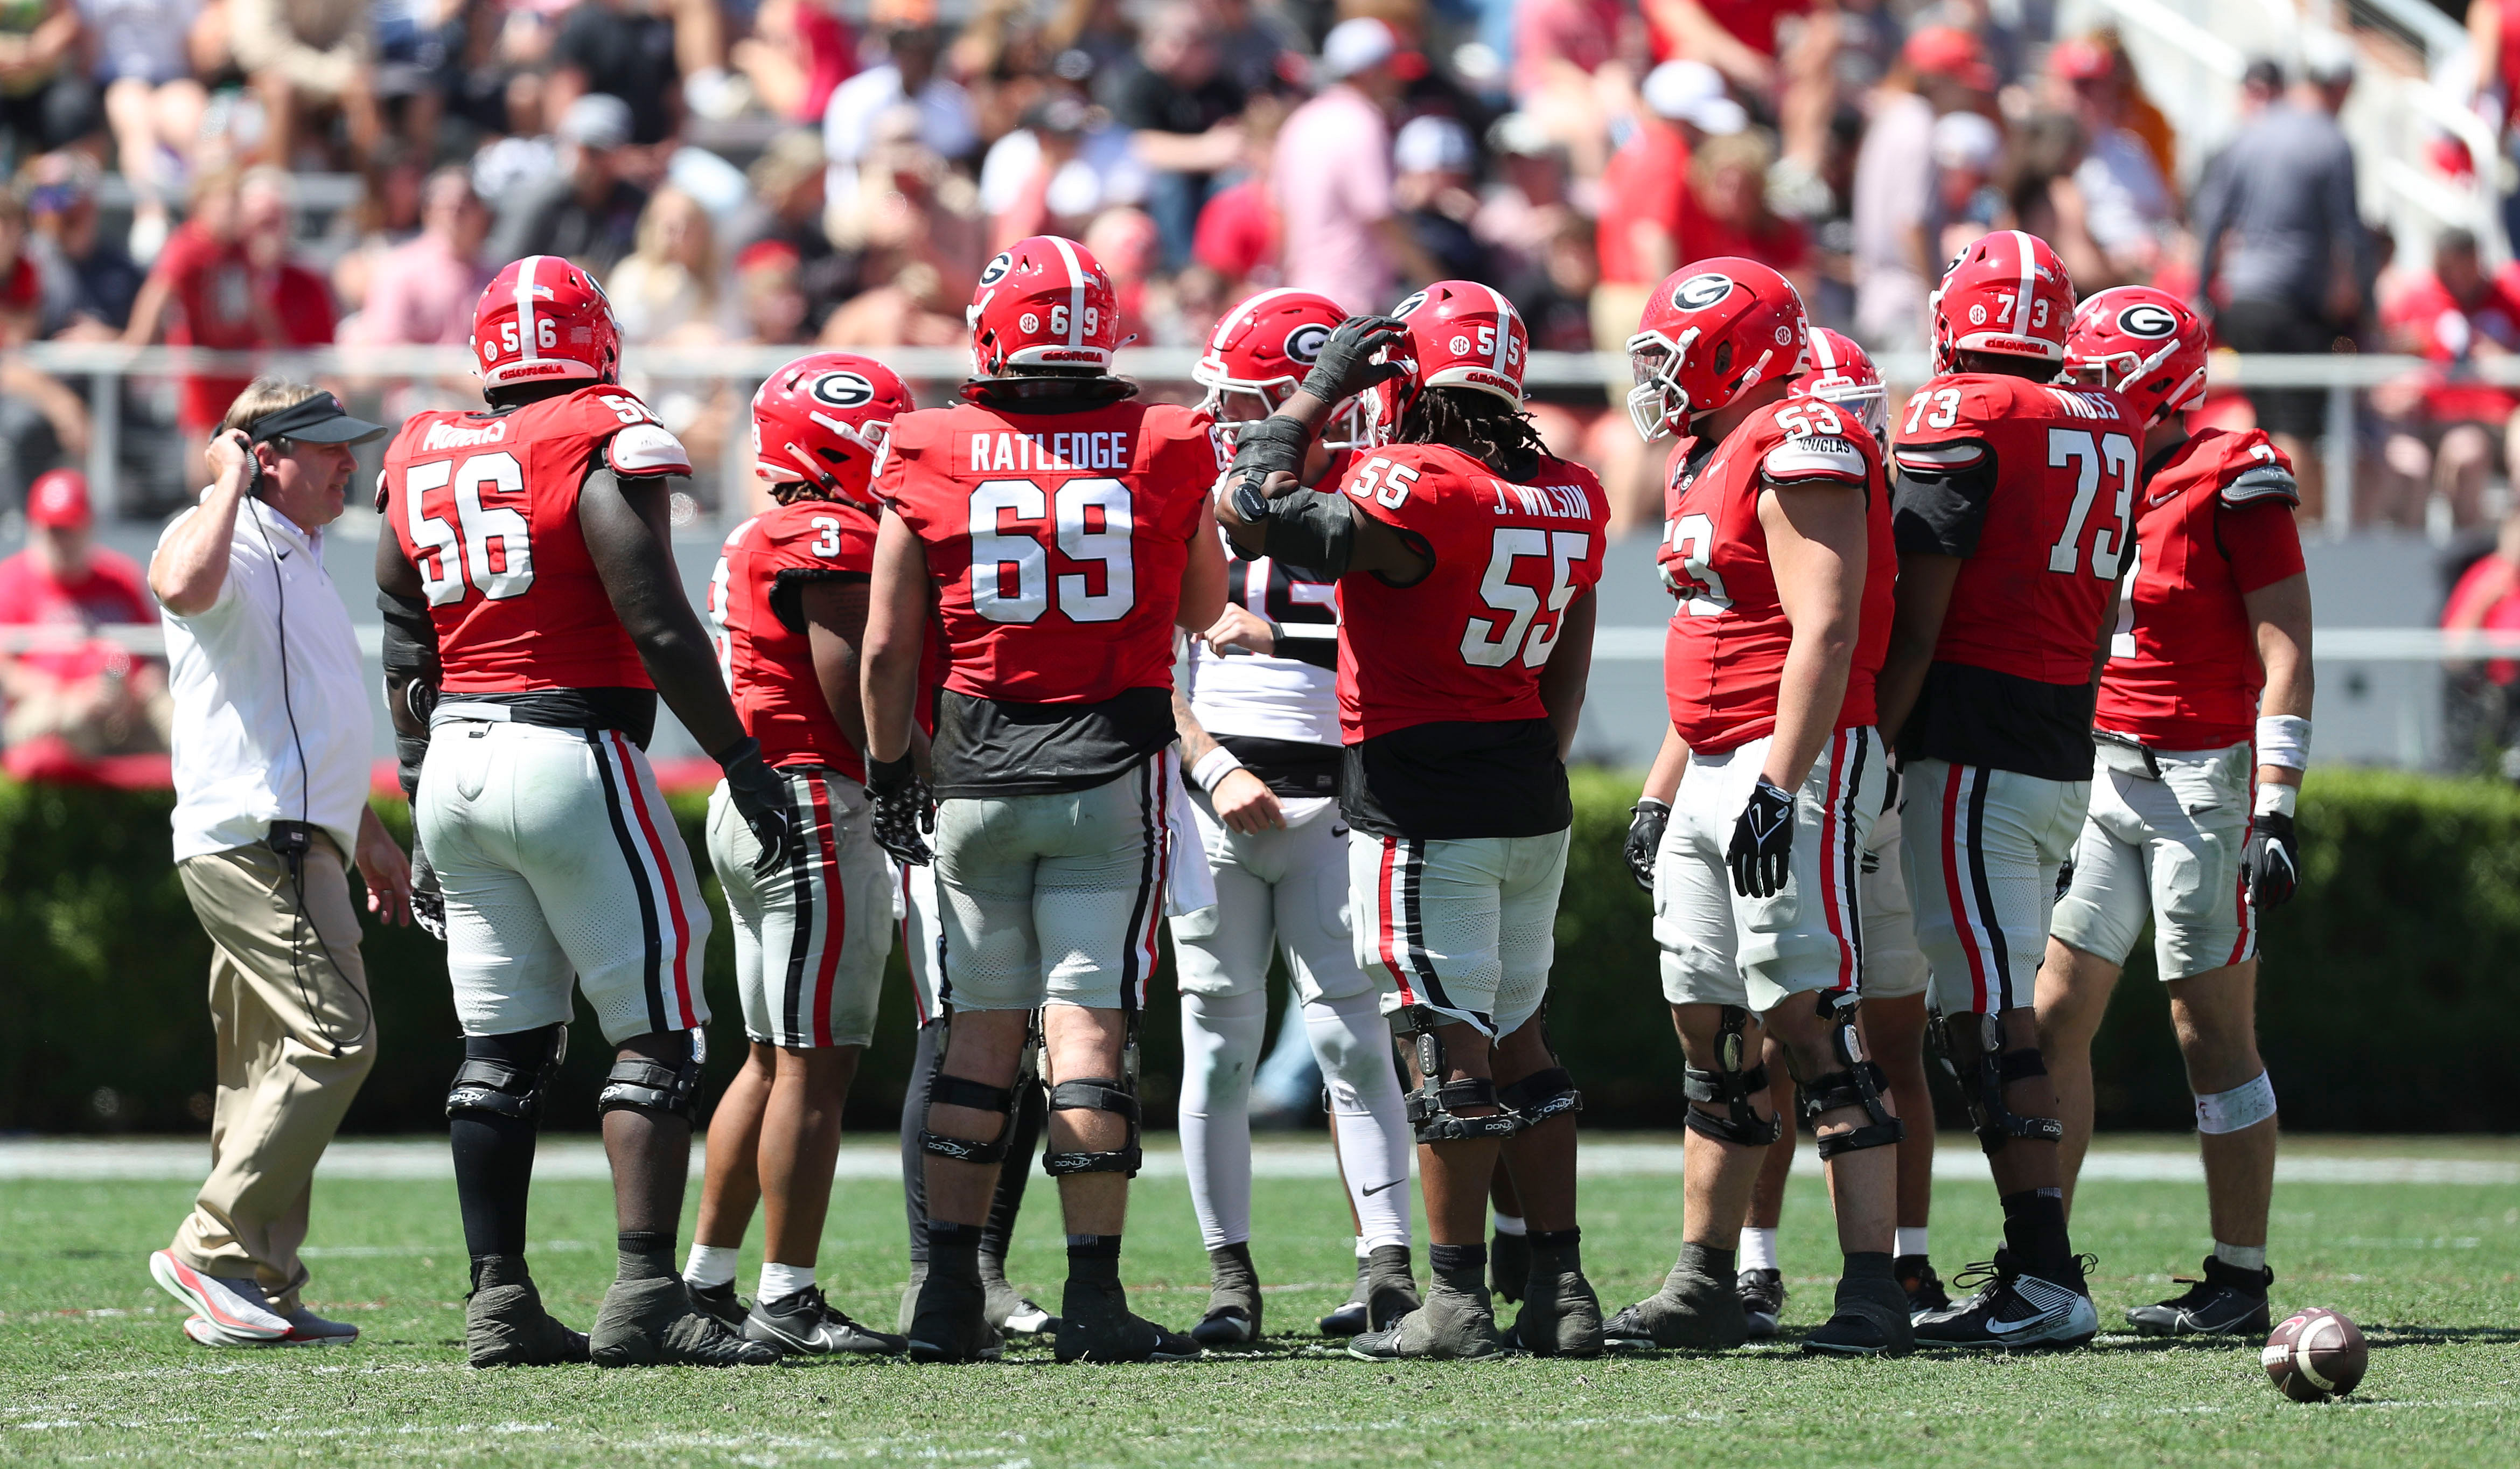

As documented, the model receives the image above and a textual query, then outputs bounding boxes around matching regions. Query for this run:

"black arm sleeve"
[378,590,441,800]
[1891,443,1999,559]
[1258,489,1358,577]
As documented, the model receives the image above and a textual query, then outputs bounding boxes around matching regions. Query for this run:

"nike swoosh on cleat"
[1362,1179,1406,1196]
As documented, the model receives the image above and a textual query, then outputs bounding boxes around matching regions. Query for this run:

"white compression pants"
[1170,792,1412,1254]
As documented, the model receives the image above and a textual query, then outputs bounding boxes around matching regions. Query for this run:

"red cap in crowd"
[2049,38,2113,82]
[27,469,92,531]
[1905,26,1996,92]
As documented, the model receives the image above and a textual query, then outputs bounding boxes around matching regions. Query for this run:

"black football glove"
[408,831,447,942]
[1299,314,1411,406]
[716,736,798,877]
[866,751,934,866]
[1727,778,1797,899]
[2245,810,2300,910]
[1624,798,1670,893]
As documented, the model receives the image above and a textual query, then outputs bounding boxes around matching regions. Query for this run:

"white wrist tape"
[2256,714,2310,771]
[1191,747,1245,795]
[2255,783,2298,819]
[2194,1071,2278,1135]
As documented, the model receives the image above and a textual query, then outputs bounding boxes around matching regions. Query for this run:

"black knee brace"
[1931,1010,2063,1154]
[446,1025,568,1123]
[1798,993,1903,1160]
[1681,1005,1782,1148]
[597,1031,704,1121]
[1498,1066,1583,1125]
[1042,1077,1143,1176]
[1401,1012,1523,1144]
[922,1072,1018,1164]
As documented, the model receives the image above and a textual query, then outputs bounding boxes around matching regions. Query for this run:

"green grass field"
[4,1137,2517,1467]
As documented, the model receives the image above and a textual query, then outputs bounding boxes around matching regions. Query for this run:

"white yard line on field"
[0,1138,2514,1186]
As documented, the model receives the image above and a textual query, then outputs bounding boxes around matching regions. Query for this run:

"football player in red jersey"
[2036,287,2314,1336]
[1171,287,1421,1345]
[1605,262,1911,1357]
[375,256,796,1369]
[667,353,917,1358]
[861,234,1228,1365]
[1876,229,2134,1348]
[1218,282,1610,1361]
[1653,326,1956,1336]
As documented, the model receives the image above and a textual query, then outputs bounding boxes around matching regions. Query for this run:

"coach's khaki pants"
[169,838,376,1311]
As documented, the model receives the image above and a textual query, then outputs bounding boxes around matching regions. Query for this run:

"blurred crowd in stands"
[19,0,2520,770]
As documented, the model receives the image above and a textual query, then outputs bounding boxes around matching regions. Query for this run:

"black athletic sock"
[1208,1240,1258,1293]
[616,1230,676,1284]
[1840,1250,1895,1283]
[1429,1242,1486,1291]
[981,1080,1045,1259]
[901,1022,940,1265]
[1067,1233,1123,1287]
[469,1252,532,1295]
[2000,1188,2072,1279]
[928,1221,983,1285]
[1528,1228,1582,1272]
[1677,1242,1736,1279]
[451,1111,537,1261]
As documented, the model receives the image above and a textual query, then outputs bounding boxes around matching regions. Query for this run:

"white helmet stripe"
[516,255,541,365]
[1482,282,1513,373]
[2010,229,2036,332]
[1810,328,1840,370]
[1046,235,1087,348]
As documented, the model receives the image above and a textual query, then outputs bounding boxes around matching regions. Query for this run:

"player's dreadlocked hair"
[1395,387,1549,482]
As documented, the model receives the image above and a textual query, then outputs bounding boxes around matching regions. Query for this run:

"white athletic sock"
[2213,1241,2267,1273]
[1739,1226,1779,1273]
[758,1260,815,1304]
[683,1243,738,1290]
[1491,1210,1526,1236]
[1179,989,1267,1252]
[1306,990,1413,1250]
[1353,1236,1373,1262]
[1896,1226,1930,1259]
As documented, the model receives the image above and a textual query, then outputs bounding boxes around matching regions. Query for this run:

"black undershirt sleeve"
[1891,441,1999,559]
[1258,489,1358,577]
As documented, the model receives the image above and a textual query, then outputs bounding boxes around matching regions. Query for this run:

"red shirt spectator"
[2383,231,2520,426]
[1512,0,1619,99]
[2445,514,2520,686]
[0,470,169,761]
[127,172,338,434]
[1676,128,1809,276]
[1597,120,1692,286]
[1193,174,1278,284]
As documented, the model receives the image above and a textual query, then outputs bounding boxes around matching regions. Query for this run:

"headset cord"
[249,496,372,1059]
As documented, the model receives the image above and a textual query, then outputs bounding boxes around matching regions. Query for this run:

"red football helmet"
[1195,287,1367,448]
[751,351,916,510]
[967,234,1122,375]
[1625,259,1809,442]
[1930,229,2075,373]
[1790,327,1888,442]
[1364,280,1528,443]
[471,254,621,388]
[2064,285,2208,427]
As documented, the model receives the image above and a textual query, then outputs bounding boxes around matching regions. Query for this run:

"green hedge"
[3,767,2515,1135]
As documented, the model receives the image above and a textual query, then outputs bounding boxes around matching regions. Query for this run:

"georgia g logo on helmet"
[1673,273,1735,311]
[2114,302,2181,339]
[807,371,876,409]
[1285,322,1330,365]
[978,252,1013,288]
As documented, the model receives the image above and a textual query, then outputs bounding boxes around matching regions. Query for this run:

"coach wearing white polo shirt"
[142,377,413,1349]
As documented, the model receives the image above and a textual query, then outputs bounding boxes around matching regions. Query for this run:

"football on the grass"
[2263,1307,2368,1402]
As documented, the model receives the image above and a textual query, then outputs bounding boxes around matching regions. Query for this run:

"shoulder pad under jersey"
[2217,434,2300,508]
[608,421,694,479]
[1761,431,1869,485]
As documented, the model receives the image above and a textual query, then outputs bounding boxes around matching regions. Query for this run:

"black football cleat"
[1895,1254,1950,1320]
[1057,1279,1203,1363]
[2126,1257,2273,1337]
[1736,1268,1785,1340]
[1803,1272,1916,1357]
[906,1271,1002,1364]
[1911,1251,2097,1350]
[746,1285,909,1356]
[686,1280,747,1332]
[1604,1261,1747,1350]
